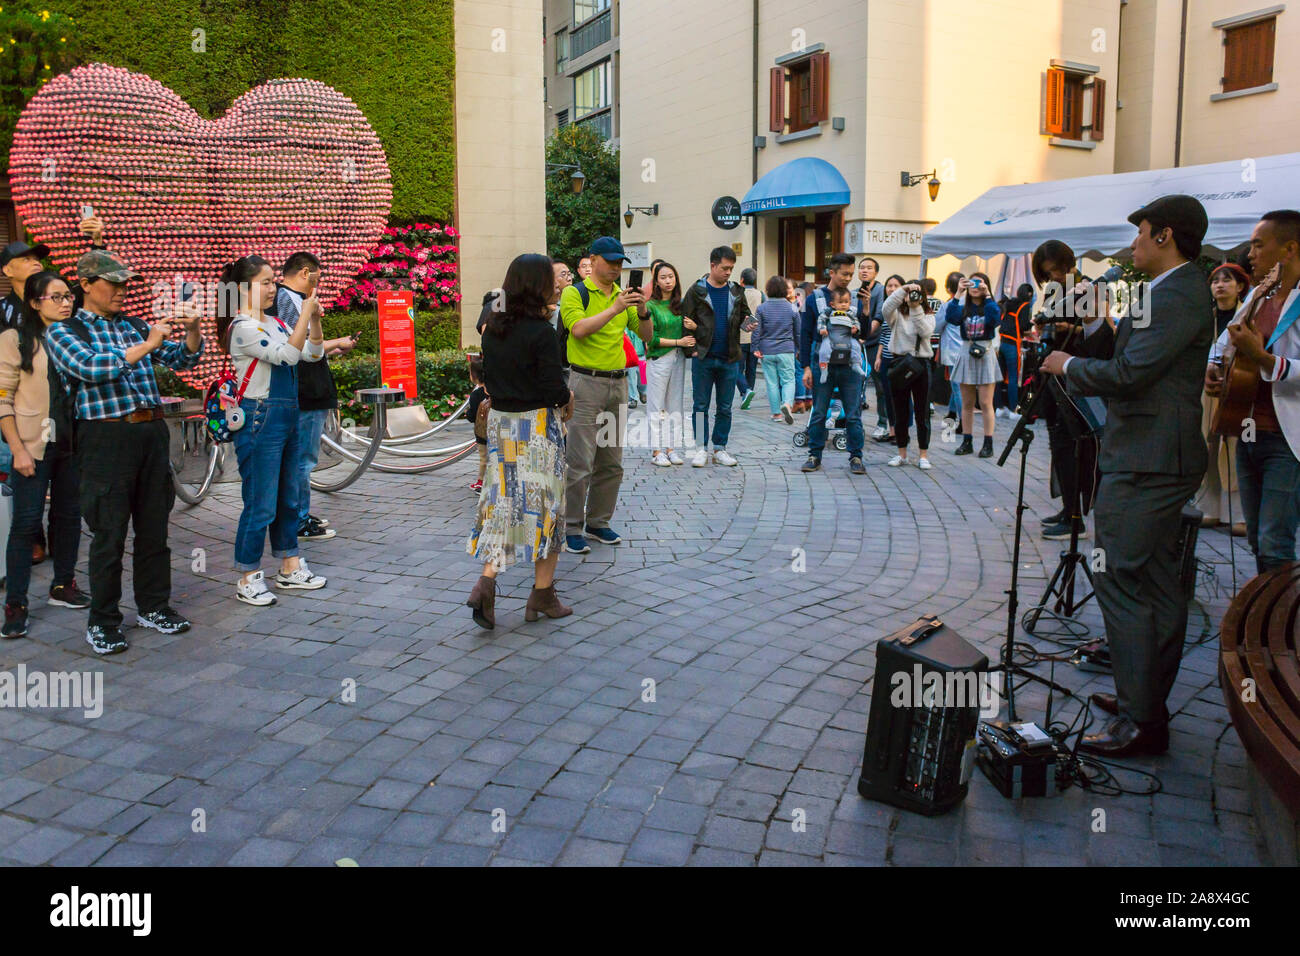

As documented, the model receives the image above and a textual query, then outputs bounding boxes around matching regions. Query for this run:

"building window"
[769,51,829,134]
[555,29,569,73]
[1221,16,1276,92]
[573,0,609,26]
[573,59,611,120]
[1044,65,1104,142]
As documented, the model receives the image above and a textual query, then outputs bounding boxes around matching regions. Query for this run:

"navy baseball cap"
[589,236,631,263]
[0,240,51,268]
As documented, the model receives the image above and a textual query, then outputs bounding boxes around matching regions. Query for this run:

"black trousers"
[890,364,932,450]
[77,419,175,629]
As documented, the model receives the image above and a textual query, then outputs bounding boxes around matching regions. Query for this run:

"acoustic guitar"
[1212,264,1282,439]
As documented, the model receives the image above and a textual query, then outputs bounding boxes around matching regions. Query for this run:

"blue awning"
[740,157,851,215]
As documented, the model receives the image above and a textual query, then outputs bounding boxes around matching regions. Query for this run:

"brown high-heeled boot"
[524,585,572,622]
[466,575,496,629]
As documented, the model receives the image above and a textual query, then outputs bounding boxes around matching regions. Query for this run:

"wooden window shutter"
[1045,67,1067,135]
[1090,77,1105,140]
[810,52,830,123]
[769,67,786,132]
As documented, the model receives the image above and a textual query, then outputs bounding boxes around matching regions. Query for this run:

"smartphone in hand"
[80,204,94,220]
[628,269,644,291]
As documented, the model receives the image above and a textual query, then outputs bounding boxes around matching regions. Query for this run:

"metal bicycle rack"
[314,388,476,490]
[167,387,476,505]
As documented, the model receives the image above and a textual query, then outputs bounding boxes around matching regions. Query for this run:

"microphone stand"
[994,357,1056,723]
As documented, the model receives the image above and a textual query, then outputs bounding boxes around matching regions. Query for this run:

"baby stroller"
[792,340,869,452]
[793,385,850,451]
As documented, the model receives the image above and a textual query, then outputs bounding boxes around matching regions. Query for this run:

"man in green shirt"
[559,236,647,554]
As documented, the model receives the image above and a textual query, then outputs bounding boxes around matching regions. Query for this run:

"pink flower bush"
[333,222,462,312]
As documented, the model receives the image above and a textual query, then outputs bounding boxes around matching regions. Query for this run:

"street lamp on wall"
[547,163,586,195]
[623,203,659,228]
[901,169,941,202]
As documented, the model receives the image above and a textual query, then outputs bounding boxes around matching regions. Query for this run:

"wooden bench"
[1219,561,1300,864]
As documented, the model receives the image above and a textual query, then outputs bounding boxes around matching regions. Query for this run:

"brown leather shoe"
[466,575,495,629]
[1090,692,1119,716]
[31,541,46,566]
[1089,693,1169,722]
[1079,716,1169,757]
[524,585,572,622]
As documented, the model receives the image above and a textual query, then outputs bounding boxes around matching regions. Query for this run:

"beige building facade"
[455,0,549,344]
[619,0,1295,288]
[1117,0,1296,171]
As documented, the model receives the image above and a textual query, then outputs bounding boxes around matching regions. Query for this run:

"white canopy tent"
[920,152,1299,264]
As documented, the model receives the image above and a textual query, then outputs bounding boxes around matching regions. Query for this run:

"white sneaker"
[652,452,672,467]
[236,571,277,606]
[887,455,906,467]
[691,448,709,467]
[667,451,685,465]
[918,458,933,470]
[713,449,738,467]
[275,560,327,590]
[872,425,888,439]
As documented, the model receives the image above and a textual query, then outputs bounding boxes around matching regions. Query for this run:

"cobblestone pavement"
[0,389,1266,866]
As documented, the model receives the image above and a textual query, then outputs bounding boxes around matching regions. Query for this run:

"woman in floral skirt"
[466,254,575,629]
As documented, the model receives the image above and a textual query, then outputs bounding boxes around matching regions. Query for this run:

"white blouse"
[228,311,324,400]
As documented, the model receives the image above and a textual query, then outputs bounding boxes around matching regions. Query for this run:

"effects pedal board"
[976,720,1065,799]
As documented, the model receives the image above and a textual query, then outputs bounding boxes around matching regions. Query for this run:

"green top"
[560,278,638,371]
[645,299,685,360]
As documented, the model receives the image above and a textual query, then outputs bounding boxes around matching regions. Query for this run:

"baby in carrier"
[816,286,865,385]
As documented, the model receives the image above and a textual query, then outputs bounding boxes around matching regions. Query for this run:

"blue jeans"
[1236,431,1300,574]
[946,366,962,417]
[807,366,865,458]
[761,353,796,413]
[998,339,1021,412]
[734,345,757,397]
[691,355,738,449]
[233,365,303,572]
[6,446,80,605]
[297,408,329,524]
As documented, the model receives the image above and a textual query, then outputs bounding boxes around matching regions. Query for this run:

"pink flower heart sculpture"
[8,63,393,388]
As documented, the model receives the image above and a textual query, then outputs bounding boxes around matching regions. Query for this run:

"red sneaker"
[469,479,483,492]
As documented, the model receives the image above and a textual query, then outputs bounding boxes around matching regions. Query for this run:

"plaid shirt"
[46,308,203,421]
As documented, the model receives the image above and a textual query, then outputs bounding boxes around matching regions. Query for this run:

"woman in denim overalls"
[216,256,327,606]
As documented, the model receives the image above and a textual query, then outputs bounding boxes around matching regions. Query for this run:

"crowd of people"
[0,223,356,653]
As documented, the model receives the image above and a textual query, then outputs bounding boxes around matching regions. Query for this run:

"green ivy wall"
[9,0,456,221]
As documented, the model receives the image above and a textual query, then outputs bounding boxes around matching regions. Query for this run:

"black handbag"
[888,353,926,387]
[968,342,987,360]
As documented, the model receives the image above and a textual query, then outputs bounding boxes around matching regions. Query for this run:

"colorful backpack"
[204,358,258,443]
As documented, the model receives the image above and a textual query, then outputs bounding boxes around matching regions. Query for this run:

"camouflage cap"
[77,249,141,283]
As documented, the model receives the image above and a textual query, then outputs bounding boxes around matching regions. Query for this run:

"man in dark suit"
[1040,195,1213,756]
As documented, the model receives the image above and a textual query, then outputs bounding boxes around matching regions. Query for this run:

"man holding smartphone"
[560,236,646,554]
[276,252,356,542]
[46,249,203,655]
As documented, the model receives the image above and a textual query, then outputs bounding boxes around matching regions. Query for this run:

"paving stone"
[3,410,1255,867]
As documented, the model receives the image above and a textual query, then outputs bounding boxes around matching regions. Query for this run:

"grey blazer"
[1065,261,1212,477]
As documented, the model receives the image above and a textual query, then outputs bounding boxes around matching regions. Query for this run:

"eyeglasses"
[39,293,76,304]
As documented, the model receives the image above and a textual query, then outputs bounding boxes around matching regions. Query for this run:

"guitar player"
[1039,195,1213,757]
[1206,210,1300,575]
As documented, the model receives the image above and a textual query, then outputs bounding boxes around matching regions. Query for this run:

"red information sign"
[377,290,417,402]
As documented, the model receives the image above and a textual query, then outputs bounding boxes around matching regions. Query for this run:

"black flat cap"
[1127,194,1209,245]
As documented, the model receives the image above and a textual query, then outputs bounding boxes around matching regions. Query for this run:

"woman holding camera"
[882,280,936,469]
[0,271,89,638]
[219,255,328,606]
[946,272,1001,458]
[466,253,575,629]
